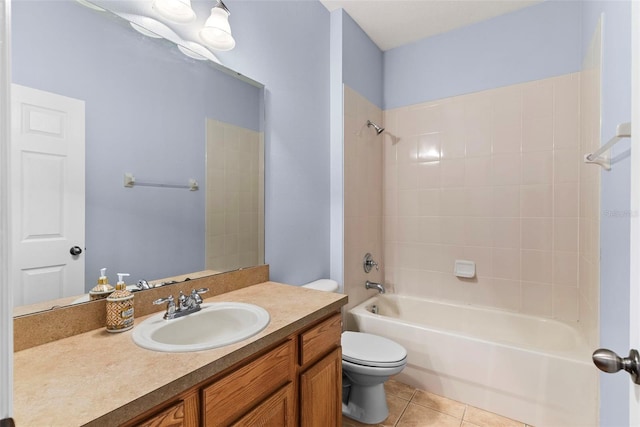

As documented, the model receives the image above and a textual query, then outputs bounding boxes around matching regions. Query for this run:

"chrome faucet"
[365,280,385,294]
[153,288,209,320]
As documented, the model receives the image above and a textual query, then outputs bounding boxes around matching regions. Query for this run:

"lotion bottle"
[89,268,114,301]
[106,273,134,332]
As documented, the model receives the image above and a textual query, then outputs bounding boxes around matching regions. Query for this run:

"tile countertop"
[13,281,348,427]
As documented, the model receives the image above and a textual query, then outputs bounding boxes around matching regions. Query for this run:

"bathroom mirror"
[11,0,264,315]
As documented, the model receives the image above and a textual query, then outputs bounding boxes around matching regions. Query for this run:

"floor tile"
[410,389,466,419]
[396,402,461,427]
[463,405,525,427]
[385,378,417,401]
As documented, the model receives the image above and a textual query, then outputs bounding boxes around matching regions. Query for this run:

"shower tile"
[464,218,493,247]
[492,218,521,249]
[465,157,492,187]
[440,188,466,216]
[521,281,552,317]
[520,185,552,217]
[553,285,579,321]
[419,217,442,244]
[522,115,553,152]
[522,79,553,120]
[521,249,552,284]
[492,186,520,218]
[552,251,578,287]
[398,163,419,190]
[553,73,581,149]
[492,248,520,280]
[441,128,467,159]
[384,189,398,218]
[522,151,553,185]
[553,149,580,183]
[385,163,398,190]
[491,153,521,186]
[397,135,419,164]
[466,187,494,217]
[411,103,442,135]
[492,124,522,153]
[416,161,441,189]
[440,217,466,246]
[492,84,522,128]
[554,183,579,217]
[417,132,442,162]
[398,190,420,217]
[465,123,492,158]
[417,189,441,216]
[397,217,421,243]
[440,159,466,188]
[463,246,493,278]
[521,218,552,251]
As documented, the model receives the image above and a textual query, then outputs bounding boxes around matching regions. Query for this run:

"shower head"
[367,120,384,135]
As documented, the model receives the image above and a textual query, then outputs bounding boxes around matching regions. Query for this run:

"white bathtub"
[349,295,598,427]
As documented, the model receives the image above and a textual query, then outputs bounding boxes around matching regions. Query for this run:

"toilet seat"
[342,331,407,368]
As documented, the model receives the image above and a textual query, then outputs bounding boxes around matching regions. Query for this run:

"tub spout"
[365,280,385,294]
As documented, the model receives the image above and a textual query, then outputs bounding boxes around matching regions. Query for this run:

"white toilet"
[302,279,408,424]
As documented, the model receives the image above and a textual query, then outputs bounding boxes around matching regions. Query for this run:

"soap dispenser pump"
[89,268,114,301]
[106,273,134,333]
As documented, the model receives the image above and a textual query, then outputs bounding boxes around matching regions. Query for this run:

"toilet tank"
[301,279,339,292]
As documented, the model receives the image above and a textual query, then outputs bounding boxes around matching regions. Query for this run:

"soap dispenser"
[106,273,134,333]
[89,268,114,301]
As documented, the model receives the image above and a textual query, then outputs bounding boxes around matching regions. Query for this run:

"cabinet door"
[231,383,295,427]
[130,392,198,427]
[300,347,342,427]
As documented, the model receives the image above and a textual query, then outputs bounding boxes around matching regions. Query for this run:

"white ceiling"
[319,0,543,51]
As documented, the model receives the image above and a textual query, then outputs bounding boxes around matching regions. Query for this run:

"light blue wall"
[214,0,332,285]
[341,10,384,109]
[12,0,261,288]
[383,0,582,110]
[581,3,632,426]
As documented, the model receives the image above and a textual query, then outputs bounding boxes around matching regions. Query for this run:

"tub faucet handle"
[363,253,379,273]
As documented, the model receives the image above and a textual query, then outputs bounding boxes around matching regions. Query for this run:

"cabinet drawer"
[202,339,295,426]
[299,313,341,367]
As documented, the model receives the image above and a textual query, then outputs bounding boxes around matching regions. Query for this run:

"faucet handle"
[153,295,174,305]
[191,288,209,304]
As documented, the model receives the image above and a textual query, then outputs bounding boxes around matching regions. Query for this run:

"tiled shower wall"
[383,74,584,321]
[205,118,264,274]
[343,86,384,328]
[579,21,602,347]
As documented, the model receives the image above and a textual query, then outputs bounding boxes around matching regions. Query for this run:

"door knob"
[69,246,83,256]
[592,348,640,384]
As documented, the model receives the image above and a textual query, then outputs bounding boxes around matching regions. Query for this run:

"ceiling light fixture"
[199,0,236,51]
[152,0,196,24]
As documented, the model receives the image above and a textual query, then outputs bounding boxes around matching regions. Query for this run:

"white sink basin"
[132,302,270,352]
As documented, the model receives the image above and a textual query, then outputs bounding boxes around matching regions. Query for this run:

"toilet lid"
[342,331,407,368]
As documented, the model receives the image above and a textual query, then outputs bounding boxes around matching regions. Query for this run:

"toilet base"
[342,381,389,424]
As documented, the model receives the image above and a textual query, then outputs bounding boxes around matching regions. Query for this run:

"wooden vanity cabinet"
[127,312,342,427]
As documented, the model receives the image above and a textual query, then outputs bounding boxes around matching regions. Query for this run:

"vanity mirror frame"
[9,0,266,317]
[1,0,13,419]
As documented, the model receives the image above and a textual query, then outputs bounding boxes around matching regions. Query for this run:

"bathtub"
[349,295,598,427]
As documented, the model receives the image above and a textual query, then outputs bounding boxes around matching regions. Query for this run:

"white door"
[630,1,640,423]
[10,84,85,306]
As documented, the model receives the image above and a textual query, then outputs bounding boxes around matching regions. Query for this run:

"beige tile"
[491,153,521,186]
[521,281,552,317]
[385,378,416,401]
[464,405,524,427]
[521,151,553,184]
[492,248,520,280]
[465,157,492,187]
[521,218,552,251]
[397,402,461,427]
[492,186,520,218]
[418,132,442,162]
[520,185,552,217]
[492,218,521,249]
[492,124,522,153]
[521,249,552,284]
[410,389,466,418]
[440,158,466,187]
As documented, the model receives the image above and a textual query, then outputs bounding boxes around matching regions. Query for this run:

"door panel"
[11,84,85,306]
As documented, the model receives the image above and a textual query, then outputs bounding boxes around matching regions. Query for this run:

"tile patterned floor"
[342,379,532,427]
